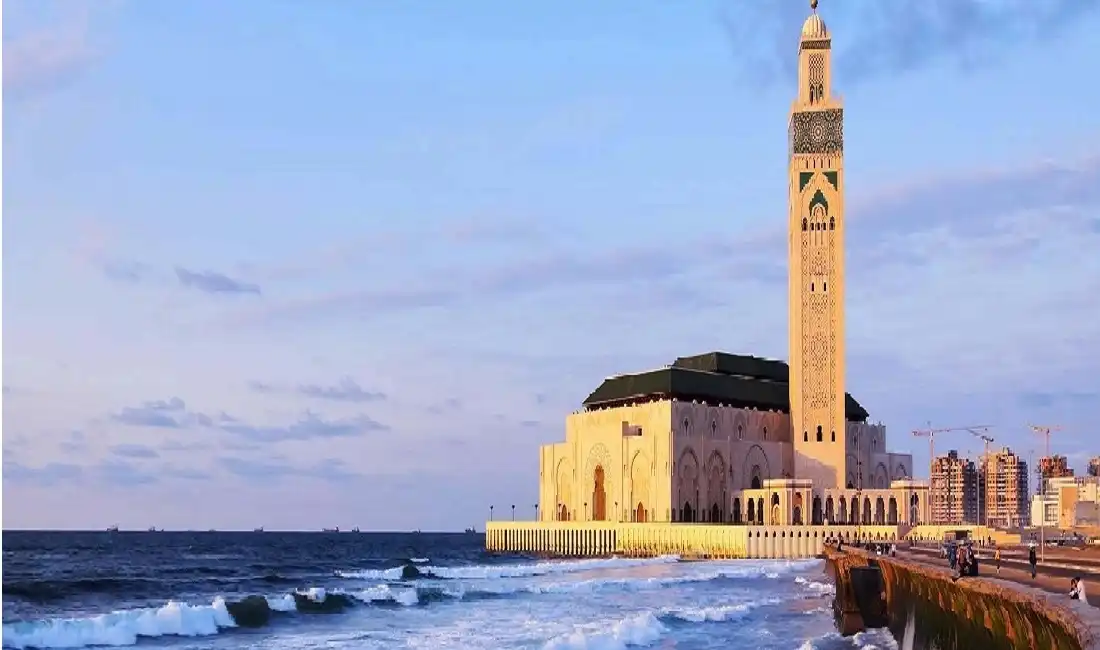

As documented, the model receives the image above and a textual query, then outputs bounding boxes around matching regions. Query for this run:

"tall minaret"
[788,0,847,490]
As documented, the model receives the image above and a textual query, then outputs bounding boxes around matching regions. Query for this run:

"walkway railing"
[485,521,903,559]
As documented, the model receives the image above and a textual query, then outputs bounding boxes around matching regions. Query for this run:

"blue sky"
[3,0,1099,531]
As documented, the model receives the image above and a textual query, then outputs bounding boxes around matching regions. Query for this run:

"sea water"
[1,531,896,650]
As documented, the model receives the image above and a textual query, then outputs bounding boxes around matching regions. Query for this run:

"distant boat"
[254,527,264,533]
[351,527,360,533]
[148,526,157,532]
[464,527,477,534]
[322,527,340,533]
[106,525,119,533]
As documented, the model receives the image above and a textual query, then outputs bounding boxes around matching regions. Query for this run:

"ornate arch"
[742,444,771,489]
[630,451,652,522]
[705,450,727,522]
[677,447,700,521]
[873,462,889,489]
[893,463,908,480]
[554,457,575,521]
[584,443,614,520]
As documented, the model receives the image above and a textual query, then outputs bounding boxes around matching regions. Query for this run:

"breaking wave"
[2,556,823,649]
[541,597,784,650]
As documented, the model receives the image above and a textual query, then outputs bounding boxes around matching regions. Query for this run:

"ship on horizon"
[322,526,340,533]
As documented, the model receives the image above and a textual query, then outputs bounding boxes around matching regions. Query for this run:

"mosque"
[492,2,930,555]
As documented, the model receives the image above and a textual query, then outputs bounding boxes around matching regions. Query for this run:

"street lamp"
[490,505,494,521]
[584,501,588,520]
[511,504,515,521]
[614,501,619,522]
[534,504,539,521]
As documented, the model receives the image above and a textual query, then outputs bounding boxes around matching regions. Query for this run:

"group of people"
[827,537,897,557]
[946,541,979,579]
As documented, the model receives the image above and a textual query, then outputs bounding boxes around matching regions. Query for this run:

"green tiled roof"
[582,351,869,422]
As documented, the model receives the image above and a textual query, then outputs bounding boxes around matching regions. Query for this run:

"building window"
[823,282,827,292]
[737,424,743,440]
[816,425,823,442]
[711,421,717,434]
[811,282,815,292]
[831,430,835,442]
[829,217,835,230]
[804,431,808,442]
[802,218,808,231]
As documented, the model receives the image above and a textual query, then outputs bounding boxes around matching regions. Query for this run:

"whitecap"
[1,597,236,649]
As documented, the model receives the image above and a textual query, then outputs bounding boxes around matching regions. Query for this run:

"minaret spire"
[810,0,818,12]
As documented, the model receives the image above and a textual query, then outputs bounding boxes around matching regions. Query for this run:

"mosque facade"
[531,3,930,536]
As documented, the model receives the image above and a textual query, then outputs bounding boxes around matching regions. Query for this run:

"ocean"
[1,531,897,650]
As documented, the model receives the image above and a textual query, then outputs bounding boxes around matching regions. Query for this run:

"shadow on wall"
[826,549,1089,650]
[794,453,839,492]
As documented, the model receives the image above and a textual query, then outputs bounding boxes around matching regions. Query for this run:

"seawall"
[826,547,1100,650]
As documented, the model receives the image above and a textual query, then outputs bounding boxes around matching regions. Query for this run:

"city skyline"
[3,0,1100,531]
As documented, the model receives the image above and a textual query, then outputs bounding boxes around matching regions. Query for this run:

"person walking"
[994,548,1001,574]
[1028,543,1038,579]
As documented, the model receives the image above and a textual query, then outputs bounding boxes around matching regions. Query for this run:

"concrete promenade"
[829,546,1100,650]
[898,545,1100,608]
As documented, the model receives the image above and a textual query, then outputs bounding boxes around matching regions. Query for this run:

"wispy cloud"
[250,377,386,403]
[2,7,97,99]
[175,267,261,296]
[109,396,389,442]
[218,457,361,484]
[111,397,207,429]
[3,461,85,487]
[110,443,160,459]
[718,0,1100,88]
[218,411,387,443]
[241,154,1100,333]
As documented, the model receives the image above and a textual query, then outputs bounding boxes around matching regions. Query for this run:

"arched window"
[811,282,815,292]
[823,282,827,292]
[802,218,808,231]
[803,431,808,442]
[737,424,743,440]
[831,430,835,442]
[762,426,768,440]
[829,216,835,230]
[816,425,823,442]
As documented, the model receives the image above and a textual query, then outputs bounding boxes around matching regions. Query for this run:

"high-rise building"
[930,450,979,525]
[1088,456,1100,478]
[1038,455,1074,493]
[984,447,1029,529]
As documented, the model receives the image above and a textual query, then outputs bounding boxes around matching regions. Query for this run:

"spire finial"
[810,0,818,12]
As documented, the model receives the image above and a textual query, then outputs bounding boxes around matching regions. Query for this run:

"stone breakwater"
[825,546,1100,650]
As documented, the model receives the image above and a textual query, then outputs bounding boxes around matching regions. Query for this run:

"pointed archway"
[635,502,647,523]
[592,465,607,521]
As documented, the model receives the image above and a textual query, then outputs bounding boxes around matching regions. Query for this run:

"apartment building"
[1038,455,1074,493]
[984,447,1029,529]
[930,450,980,525]
[1030,475,1100,529]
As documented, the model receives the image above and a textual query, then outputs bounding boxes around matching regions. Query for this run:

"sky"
[3,0,1099,532]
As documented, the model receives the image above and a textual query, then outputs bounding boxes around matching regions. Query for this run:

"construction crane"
[1029,425,1064,561]
[969,429,995,463]
[1029,425,1063,460]
[911,424,993,468]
